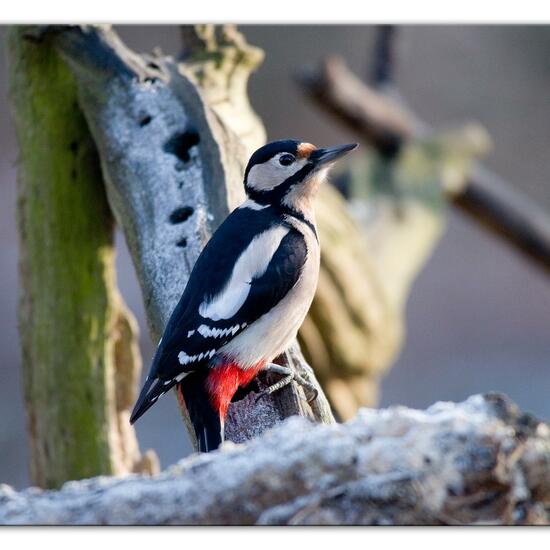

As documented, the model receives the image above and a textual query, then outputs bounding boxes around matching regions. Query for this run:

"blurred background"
[1,25,549,489]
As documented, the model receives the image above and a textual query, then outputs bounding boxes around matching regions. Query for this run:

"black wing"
[130,207,308,423]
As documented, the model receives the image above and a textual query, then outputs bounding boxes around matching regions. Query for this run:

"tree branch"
[1,394,548,525]
[298,57,550,276]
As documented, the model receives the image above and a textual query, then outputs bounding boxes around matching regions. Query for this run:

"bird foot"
[255,363,318,403]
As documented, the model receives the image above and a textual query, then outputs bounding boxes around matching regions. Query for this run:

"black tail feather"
[179,371,223,453]
[130,376,169,425]
[131,370,223,452]
[195,419,223,453]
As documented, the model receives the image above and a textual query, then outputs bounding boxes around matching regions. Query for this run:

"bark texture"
[1,394,549,525]
[7,27,157,489]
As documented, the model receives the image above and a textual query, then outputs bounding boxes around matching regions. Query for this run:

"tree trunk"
[8,27,158,489]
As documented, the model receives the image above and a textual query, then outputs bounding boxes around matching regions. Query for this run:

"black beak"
[310,143,358,166]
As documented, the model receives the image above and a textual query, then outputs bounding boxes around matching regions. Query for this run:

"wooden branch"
[300,57,413,158]
[456,164,550,273]
[2,393,549,525]
[7,27,157,488]
[43,25,333,450]
[299,57,550,276]
[179,24,266,156]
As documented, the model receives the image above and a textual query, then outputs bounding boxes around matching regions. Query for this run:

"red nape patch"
[206,362,265,419]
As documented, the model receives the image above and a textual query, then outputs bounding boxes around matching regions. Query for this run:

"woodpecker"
[130,139,357,452]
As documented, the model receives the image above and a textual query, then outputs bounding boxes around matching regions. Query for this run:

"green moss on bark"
[8,27,117,488]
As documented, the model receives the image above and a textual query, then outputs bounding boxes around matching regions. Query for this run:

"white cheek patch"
[247,155,308,192]
[199,225,290,321]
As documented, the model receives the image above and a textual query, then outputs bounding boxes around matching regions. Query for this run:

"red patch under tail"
[206,361,266,420]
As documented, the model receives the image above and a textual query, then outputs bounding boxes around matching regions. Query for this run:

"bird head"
[243,139,357,215]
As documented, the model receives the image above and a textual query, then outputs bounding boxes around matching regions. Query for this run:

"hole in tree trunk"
[163,129,200,163]
[169,206,194,224]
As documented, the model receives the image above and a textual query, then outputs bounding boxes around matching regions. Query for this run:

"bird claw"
[256,363,319,404]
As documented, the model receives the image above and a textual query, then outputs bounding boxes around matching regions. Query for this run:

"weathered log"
[43,24,333,449]
[7,27,158,489]
[299,56,550,276]
[1,393,548,525]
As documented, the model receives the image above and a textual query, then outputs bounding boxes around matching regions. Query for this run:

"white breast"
[219,218,320,369]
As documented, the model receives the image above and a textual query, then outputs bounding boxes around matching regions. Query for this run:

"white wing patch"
[198,225,290,321]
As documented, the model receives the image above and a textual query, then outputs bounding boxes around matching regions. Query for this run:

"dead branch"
[299,56,550,276]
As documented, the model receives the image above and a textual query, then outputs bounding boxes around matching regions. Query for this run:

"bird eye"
[279,154,295,166]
